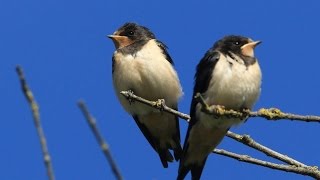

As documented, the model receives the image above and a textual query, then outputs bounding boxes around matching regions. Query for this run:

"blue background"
[1,0,320,179]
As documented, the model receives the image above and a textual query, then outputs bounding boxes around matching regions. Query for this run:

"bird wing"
[132,115,157,151]
[172,104,183,161]
[156,40,174,65]
[189,50,220,126]
[112,55,116,74]
[178,50,220,180]
[132,114,178,168]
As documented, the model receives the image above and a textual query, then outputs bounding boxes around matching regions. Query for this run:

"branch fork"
[119,90,320,179]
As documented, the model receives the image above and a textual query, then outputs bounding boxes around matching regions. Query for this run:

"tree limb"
[120,90,320,179]
[78,101,123,180]
[16,66,55,180]
[226,131,306,167]
[194,92,320,123]
[121,91,320,123]
[213,149,320,179]
[120,91,190,121]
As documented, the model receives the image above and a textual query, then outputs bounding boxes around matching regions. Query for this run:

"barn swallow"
[178,35,262,179]
[108,22,183,168]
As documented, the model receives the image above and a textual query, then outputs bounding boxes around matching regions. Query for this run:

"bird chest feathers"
[207,54,262,110]
[112,40,182,115]
[197,54,262,129]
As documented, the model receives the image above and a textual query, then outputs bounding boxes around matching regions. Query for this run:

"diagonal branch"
[78,101,123,180]
[16,66,55,180]
[120,91,190,121]
[226,131,306,167]
[213,149,320,179]
[119,90,320,179]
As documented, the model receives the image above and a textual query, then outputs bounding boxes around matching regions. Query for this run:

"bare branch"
[16,65,55,180]
[121,90,320,123]
[119,90,320,178]
[78,101,123,180]
[213,149,320,179]
[120,90,190,121]
[226,131,307,167]
[251,108,320,122]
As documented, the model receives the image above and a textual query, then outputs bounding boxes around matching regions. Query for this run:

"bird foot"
[209,105,226,118]
[241,108,251,119]
[155,99,165,111]
[126,90,135,105]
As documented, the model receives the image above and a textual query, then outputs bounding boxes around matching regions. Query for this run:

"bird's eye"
[234,41,240,45]
[128,31,134,35]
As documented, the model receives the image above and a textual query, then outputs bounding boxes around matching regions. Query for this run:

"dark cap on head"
[108,22,155,49]
[213,35,261,57]
[115,22,155,40]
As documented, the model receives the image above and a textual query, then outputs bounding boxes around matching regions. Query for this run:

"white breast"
[112,39,182,115]
[197,53,262,128]
[207,53,262,109]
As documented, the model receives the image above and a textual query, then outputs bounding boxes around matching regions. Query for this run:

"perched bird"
[178,35,262,179]
[108,22,183,168]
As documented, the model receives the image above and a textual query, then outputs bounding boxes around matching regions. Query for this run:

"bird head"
[214,35,261,58]
[108,22,155,49]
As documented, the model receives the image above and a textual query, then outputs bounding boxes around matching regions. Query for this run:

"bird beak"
[107,35,115,39]
[107,35,132,49]
[241,41,262,57]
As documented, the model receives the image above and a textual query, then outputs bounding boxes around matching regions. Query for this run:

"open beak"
[107,35,131,49]
[241,41,262,57]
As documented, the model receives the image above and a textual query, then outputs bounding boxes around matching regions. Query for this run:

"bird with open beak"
[178,35,262,180]
[108,22,183,168]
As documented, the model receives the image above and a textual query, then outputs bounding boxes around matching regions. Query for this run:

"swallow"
[108,22,183,168]
[177,35,262,179]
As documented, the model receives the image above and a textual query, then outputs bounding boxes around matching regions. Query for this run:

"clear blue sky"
[1,0,320,179]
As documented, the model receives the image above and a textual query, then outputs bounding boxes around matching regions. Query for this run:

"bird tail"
[177,158,207,180]
[173,144,183,161]
[190,161,207,180]
[159,149,174,168]
[177,127,229,179]
[177,164,190,180]
[159,133,182,167]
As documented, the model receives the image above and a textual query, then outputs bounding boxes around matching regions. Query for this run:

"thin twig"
[120,90,190,121]
[213,149,320,179]
[119,90,320,179]
[78,101,123,180]
[226,131,307,167]
[252,108,320,122]
[16,65,55,180]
